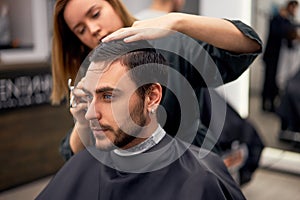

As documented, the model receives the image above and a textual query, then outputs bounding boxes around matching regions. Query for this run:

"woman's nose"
[87,22,100,37]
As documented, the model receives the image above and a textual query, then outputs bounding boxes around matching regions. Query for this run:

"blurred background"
[0,0,299,199]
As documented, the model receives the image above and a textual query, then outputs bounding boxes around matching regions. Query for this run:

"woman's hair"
[51,0,136,104]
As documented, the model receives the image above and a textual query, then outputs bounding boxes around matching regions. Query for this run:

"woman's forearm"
[171,13,261,53]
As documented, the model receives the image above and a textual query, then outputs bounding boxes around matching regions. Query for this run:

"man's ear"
[145,83,162,113]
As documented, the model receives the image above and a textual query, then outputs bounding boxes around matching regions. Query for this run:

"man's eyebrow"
[95,87,122,94]
[72,5,97,31]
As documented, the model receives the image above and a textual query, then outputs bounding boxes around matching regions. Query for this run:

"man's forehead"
[86,60,127,76]
[84,60,132,90]
[88,61,110,72]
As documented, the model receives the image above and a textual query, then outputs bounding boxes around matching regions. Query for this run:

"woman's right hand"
[70,78,88,126]
[69,78,92,152]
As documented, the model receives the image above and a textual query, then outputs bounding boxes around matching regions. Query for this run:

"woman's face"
[64,0,124,49]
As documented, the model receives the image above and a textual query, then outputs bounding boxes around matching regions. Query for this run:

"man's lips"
[91,128,106,138]
[90,126,111,138]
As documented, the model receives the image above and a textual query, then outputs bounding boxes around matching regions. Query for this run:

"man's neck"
[113,124,166,156]
[122,122,159,150]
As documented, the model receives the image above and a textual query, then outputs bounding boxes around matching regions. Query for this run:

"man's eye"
[103,94,113,101]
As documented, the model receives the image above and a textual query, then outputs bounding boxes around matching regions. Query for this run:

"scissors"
[68,78,76,108]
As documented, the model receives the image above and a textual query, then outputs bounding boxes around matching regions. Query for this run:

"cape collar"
[113,125,166,157]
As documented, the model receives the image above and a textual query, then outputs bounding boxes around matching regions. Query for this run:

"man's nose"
[85,100,99,120]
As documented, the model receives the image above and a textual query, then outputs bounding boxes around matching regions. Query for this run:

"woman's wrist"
[70,122,90,153]
[167,12,185,33]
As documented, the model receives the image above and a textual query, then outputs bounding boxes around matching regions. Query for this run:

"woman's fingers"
[102,27,171,43]
[70,102,88,114]
[102,14,176,43]
[73,87,86,99]
[69,77,88,124]
[70,77,87,105]
[102,27,133,42]
[70,102,88,124]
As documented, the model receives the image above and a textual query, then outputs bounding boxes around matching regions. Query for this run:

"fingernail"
[102,37,109,42]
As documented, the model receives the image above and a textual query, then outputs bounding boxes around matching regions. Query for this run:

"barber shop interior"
[1,0,300,199]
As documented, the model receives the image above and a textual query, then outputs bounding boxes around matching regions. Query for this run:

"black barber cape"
[37,135,245,200]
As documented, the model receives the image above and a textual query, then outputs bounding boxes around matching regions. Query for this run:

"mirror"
[251,0,300,152]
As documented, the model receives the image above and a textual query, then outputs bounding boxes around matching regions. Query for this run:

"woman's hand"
[102,13,178,43]
[69,78,92,152]
[70,78,88,125]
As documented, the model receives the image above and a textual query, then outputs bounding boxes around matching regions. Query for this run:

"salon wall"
[200,0,253,118]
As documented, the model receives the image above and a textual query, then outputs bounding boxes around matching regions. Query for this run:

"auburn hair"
[51,0,136,104]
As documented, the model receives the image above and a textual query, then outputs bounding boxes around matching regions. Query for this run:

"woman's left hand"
[102,13,178,43]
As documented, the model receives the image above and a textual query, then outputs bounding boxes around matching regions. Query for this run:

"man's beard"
[96,99,147,151]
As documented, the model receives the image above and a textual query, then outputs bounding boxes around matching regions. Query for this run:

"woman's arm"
[60,78,91,160]
[171,14,261,53]
[69,123,88,154]
[102,13,261,53]
[59,122,90,161]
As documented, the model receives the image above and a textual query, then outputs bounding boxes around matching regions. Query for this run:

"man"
[37,40,245,199]
[262,0,299,112]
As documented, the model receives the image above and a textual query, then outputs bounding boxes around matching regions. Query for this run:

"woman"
[52,0,262,160]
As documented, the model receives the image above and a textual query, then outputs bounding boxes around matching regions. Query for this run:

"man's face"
[288,4,299,17]
[83,60,148,150]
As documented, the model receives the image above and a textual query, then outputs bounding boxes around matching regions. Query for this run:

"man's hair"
[287,0,299,7]
[89,40,168,100]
